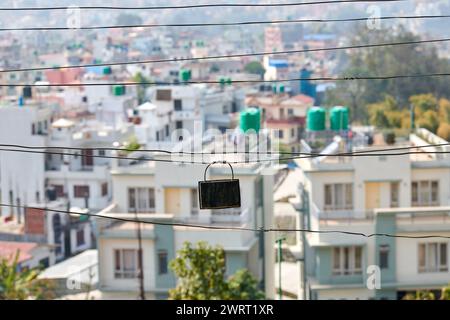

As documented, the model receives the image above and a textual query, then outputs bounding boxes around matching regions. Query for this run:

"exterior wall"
[112,174,156,213]
[0,106,50,217]
[21,246,56,270]
[411,167,450,206]
[303,148,450,300]
[316,288,372,300]
[396,231,450,287]
[98,238,156,292]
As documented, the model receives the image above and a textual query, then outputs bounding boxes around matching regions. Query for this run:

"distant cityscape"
[0,0,449,301]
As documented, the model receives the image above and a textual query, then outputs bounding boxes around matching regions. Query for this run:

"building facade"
[298,129,450,300]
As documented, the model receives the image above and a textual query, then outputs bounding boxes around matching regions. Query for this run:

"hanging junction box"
[198,161,241,210]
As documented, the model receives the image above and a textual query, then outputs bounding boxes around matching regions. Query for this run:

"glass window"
[191,189,198,214]
[412,181,439,206]
[345,184,353,209]
[412,182,418,204]
[431,181,439,204]
[419,243,448,273]
[128,188,136,210]
[174,99,182,111]
[324,184,353,211]
[74,185,89,198]
[379,245,389,269]
[128,188,155,212]
[325,185,332,207]
[332,246,363,276]
[158,250,168,275]
[390,182,399,208]
[114,249,138,279]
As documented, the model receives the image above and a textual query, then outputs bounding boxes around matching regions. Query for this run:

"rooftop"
[0,241,38,264]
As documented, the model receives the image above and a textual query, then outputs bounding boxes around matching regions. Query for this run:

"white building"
[297,128,450,300]
[94,151,275,299]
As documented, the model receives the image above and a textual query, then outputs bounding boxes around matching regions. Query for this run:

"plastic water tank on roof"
[268,59,288,68]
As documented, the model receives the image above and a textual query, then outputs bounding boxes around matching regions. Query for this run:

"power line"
[0,1,405,11]
[0,14,448,31]
[0,142,449,157]
[0,144,449,165]
[2,203,450,240]
[2,37,449,74]
[4,72,450,87]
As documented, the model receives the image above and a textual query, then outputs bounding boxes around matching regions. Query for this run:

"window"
[412,181,439,206]
[379,245,390,269]
[76,228,85,247]
[165,125,170,137]
[101,183,108,197]
[277,130,284,139]
[191,189,198,214]
[280,108,285,119]
[418,243,448,273]
[114,249,138,279]
[31,123,36,135]
[156,89,172,101]
[53,185,64,198]
[74,185,89,198]
[288,108,294,117]
[390,182,399,208]
[332,246,363,275]
[128,187,155,212]
[324,184,353,211]
[176,121,183,130]
[174,99,183,111]
[291,128,295,138]
[158,250,168,275]
[98,150,106,156]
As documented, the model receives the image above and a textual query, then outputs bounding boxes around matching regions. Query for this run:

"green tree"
[437,123,450,141]
[122,135,141,154]
[133,72,152,104]
[244,61,265,77]
[227,269,265,300]
[416,110,440,133]
[169,242,264,300]
[0,251,54,300]
[325,27,450,121]
[403,290,436,300]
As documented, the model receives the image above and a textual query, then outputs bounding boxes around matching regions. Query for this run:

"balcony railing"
[177,208,251,227]
[311,203,374,226]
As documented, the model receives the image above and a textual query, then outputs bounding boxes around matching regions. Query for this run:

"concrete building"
[297,129,450,300]
[0,240,55,270]
[246,92,314,152]
[94,152,275,299]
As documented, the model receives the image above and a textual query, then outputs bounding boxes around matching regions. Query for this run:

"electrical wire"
[0,1,404,11]
[5,72,450,87]
[0,144,449,165]
[1,37,449,74]
[0,142,448,156]
[2,203,450,239]
[0,14,448,31]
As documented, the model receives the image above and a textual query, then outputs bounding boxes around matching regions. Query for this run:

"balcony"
[177,207,251,227]
[311,203,374,226]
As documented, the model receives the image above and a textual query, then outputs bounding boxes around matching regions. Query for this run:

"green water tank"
[103,66,112,75]
[307,107,326,131]
[240,108,261,133]
[219,77,232,86]
[330,106,349,131]
[113,85,126,96]
[180,69,191,82]
[279,84,285,93]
